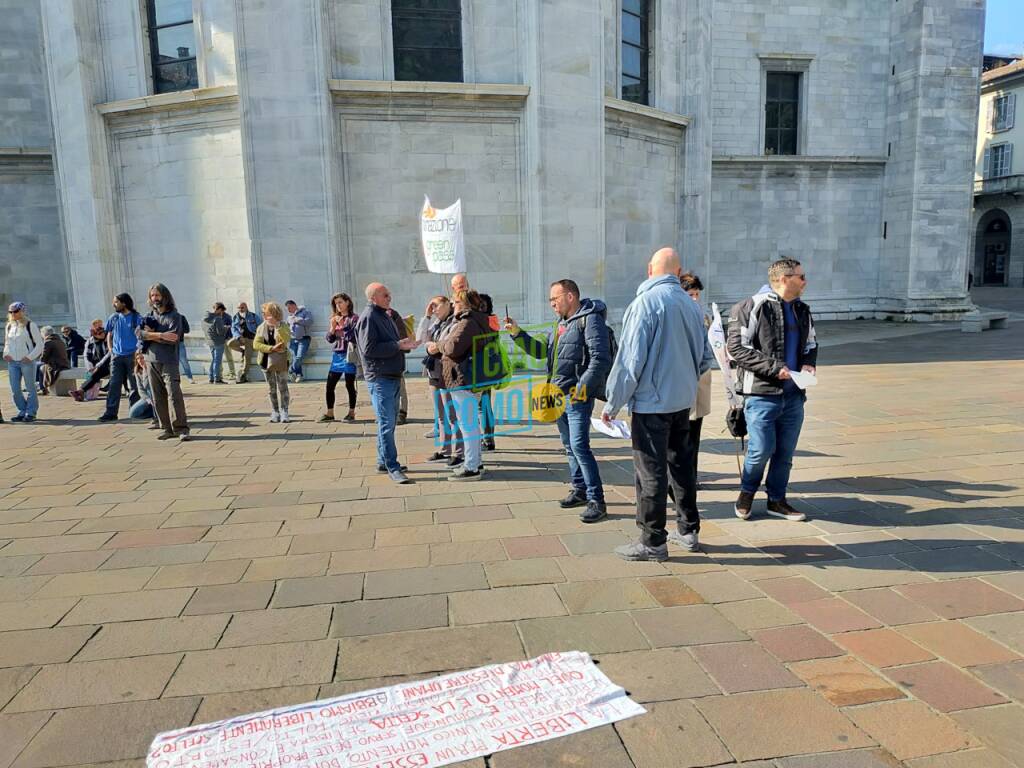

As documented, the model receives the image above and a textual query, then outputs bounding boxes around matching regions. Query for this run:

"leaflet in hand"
[591,417,631,439]
[788,370,818,390]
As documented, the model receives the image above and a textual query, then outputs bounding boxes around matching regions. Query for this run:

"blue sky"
[987,0,1024,57]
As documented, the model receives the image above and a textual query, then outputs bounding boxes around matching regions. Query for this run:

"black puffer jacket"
[513,298,612,401]
[423,312,456,387]
[727,291,817,396]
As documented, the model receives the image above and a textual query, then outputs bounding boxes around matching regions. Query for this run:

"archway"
[975,209,1012,286]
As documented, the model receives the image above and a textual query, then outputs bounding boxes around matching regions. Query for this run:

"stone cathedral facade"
[0,0,984,354]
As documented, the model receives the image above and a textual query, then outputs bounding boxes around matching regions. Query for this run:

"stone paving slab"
[2,325,1024,768]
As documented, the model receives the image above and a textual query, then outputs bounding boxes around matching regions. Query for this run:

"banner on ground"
[421,196,466,275]
[146,651,644,768]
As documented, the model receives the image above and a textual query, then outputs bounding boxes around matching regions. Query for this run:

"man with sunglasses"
[728,257,817,522]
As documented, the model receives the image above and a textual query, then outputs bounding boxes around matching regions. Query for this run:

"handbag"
[726,404,747,439]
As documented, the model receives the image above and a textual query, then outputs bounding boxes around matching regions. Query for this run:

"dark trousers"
[104,354,139,417]
[326,371,357,410]
[689,416,703,477]
[632,408,699,547]
[149,360,189,435]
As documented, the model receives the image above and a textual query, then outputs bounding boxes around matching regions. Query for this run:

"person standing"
[177,313,195,384]
[356,283,420,483]
[99,293,142,422]
[441,289,494,481]
[383,305,411,425]
[728,257,817,522]
[285,300,313,383]
[61,325,86,368]
[228,302,258,383]
[138,283,190,441]
[682,272,712,487]
[3,302,43,422]
[38,326,70,395]
[319,292,359,423]
[505,279,612,522]
[202,302,231,383]
[423,296,463,464]
[254,302,292,423]
[602,248,714,559]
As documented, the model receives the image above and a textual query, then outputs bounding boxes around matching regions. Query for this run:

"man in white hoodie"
[3,302,44,422]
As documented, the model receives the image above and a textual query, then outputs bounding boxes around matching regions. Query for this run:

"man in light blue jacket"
[602,247,714,560]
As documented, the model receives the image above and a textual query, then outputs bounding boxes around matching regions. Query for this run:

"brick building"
[0,0,985,370]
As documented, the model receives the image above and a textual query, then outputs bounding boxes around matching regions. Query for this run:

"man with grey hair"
[356,282,420,484]
[728,257,817,522]
[602,247,714,560]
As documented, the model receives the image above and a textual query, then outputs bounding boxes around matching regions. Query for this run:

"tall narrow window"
[146,0,198,93]
[621,0,650,105]
[392,0,463,82]
[765,72,800,155]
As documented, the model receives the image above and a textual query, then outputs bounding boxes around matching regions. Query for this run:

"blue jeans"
[741,391,806,500]
[289,337,311,377]
[208,344,225,381]
[556,398,604,501]
[177,343,193,380]
[8,361,38,417]
[104,354,138,417]
[367,377,401,472]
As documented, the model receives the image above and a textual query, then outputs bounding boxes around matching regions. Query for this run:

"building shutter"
[988,98,996,133]
[1008,94,1016,131]
[1006,144,1013,176]
[984,147,992,178]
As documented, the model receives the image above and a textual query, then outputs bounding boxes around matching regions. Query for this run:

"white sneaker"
[269,411,280,423]
[280,410,290,423]
[295,375,303,383]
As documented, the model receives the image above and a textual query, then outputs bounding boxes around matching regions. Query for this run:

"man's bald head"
[450,273,469,294]
[648,248,682,278]
[365,282,392,309]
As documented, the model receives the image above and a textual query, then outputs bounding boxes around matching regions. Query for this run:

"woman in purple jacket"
[319,292,359,422]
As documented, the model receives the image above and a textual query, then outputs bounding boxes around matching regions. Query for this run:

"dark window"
[765,72,800,155]
[621,0,649,105]
[146,0,197,94]
[392,0,463,83]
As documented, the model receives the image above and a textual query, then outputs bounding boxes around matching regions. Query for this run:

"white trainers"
[280,410,290,423]
[269,411,280,423]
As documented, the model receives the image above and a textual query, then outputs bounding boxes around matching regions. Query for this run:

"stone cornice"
[328,80,530,101]
[0,147,53,173]
[604,98,690,128]
[96,85,239,116]
[714,155,887,166]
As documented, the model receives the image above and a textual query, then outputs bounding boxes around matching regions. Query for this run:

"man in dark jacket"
[229,302,259,383]
[506,279,613,522]
[61,326,86,368]
[202,302,231,383]
[727,257,817,522]
[356,283,420,484]
[138,283,190,441]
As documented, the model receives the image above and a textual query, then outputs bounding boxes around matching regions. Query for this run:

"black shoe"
[397,412,408,426]
[11,414,25,422]
[156,431,176,440]
[580,500,608,523]
[377,464,408,473]
[447,455,464,467]
[483,438,496,451]
[559,489,588,509]
[98,413,118,422]
[428,451,448,462]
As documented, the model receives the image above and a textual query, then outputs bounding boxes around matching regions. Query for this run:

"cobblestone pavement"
[1,320,1023,768]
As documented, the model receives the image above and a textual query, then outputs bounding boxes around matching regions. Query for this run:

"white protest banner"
[146,651,644,768]
[421,196,466,274]
[709,302,743,410]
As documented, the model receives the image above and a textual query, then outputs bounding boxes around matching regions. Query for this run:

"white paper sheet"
[146,652,645,768]
[788,370,818,390]
[591,417,631,439]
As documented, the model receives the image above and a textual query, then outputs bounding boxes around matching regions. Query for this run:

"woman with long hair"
[319,292,359,422]
[3,301,43,422]
[422,295,463,463]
